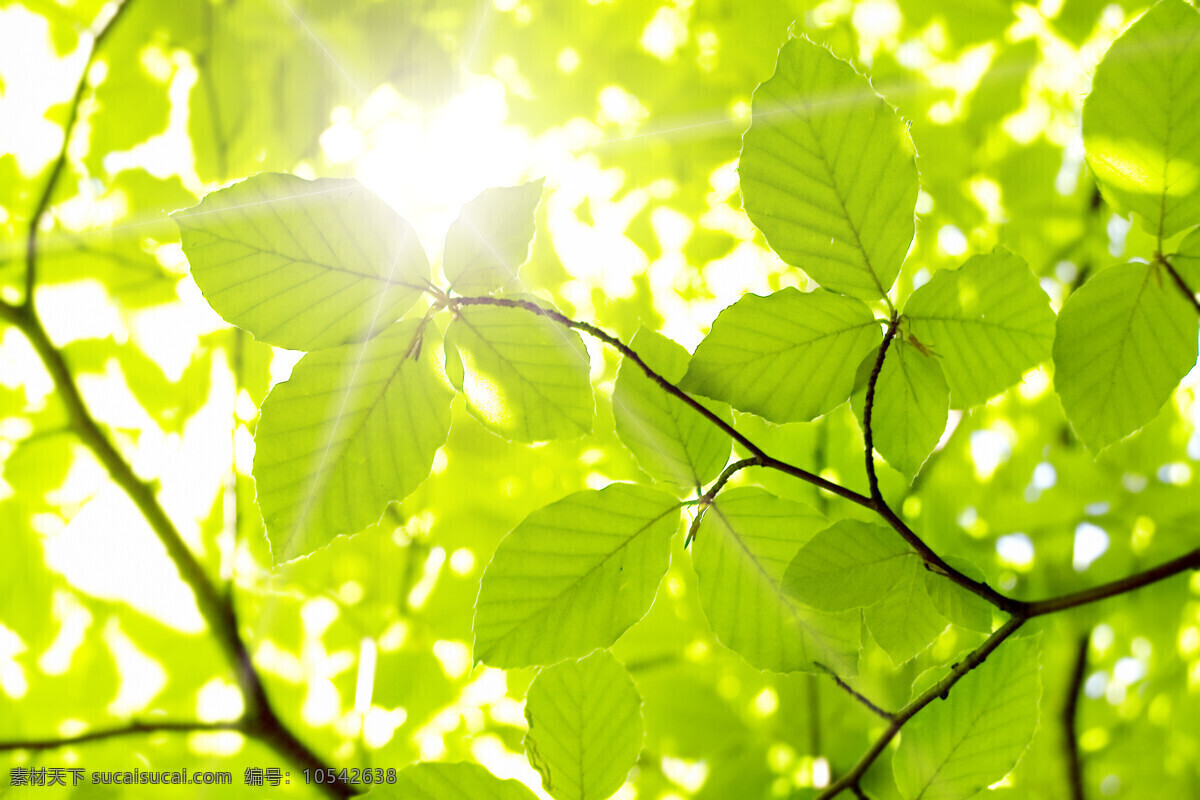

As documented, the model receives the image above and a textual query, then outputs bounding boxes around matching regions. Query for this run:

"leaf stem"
[1156,252,1200,316]
[816,618,1025,799]
[685,457,761,546]
[22,0,135,309]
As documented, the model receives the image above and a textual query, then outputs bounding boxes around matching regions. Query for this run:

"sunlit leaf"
[782,519,912,611]
[370,762,538,800]
[864,558,949,666]
[445,180,544,294]
[904,248,1055,408]
[445,303,593,442]
[473,484,678,668]
[923,557,994,634]
[1174,225,1200,289]
[178,173,429,351]
[1082,0,1200,239]
[739,36,919,300]
[1053,261,1198,450]
[524,650,643,800]
[682,288,881,423]
[851,338,949,479]
[253,319,452,564]
[691,487,859,674]
[893,636,1042,799]
[613,328,731,491]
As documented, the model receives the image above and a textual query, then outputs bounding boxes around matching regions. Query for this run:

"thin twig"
[863,315,901,502]
[1157,252,1200,316]
[0,720,242,752]
[1024,548,1200,617]
[815,663,893,720]
[1064,633,1090,800]
[23,0,135,309]
[816,618,1025,799]
[685,457,761,546]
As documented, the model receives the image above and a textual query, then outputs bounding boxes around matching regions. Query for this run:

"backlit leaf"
[682,288,881,423]
[739,36,919,300]
[473,484,678,668]
[1053,262,1198,450]
[863,558,949,666]
[445,180,544,294]
[782,519,912,611]
[178,173,430,351]
[253,319,452,564]
[524,650,643,800]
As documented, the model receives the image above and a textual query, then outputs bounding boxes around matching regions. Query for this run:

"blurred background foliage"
[0,0,1198,797]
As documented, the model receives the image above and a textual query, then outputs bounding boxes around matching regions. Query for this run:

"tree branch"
[1063,633,1090,800]
[0,720,242,753]
[1157,252,1200,316]
[815,663,894,721]
[22,0,135,308]
[685,457,761,546]
[862,315,900,502]
[1024,547,1200,617]
[816,618,1025,799]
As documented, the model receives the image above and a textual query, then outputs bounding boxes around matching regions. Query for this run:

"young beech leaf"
[177,173,430,351]
[1053,262,1199,451]
[923,556,993,634]
[850,338,950,480]
[612,328,732,492]
[473,484,679,668]
[368,762,537,800]
[863,558,949,666]
[893,636,1042,800]
[690,487,860,674]
[739,36,919,301]
[903,248,1055,408]
[782,519,913,611]
[1082,0,1200,240]
[444,179,544,294]
[681,288,881,424]
[1173,226,1200,293]
[253,319,452,564]
[524,651,643,800]
[444,302,594,442]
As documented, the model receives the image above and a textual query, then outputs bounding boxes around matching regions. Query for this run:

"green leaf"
[445,303,594,442]
[524,650,643,800]
[1173,226,1200,290]
[782,520,912,611]
[690,487,859,674]
[178,173,430,351]
[893,636,1042,799]
[1081,0,1200,240]
[904,248,1055,408]
[739,37,919,300]
[253,319,452,564]
[923,557,994,634]
[445,180,545,294]
[473,484,678,668]
[613,328,732,491]
[368,763,538,800]
[682,288,881,423]
[1053,262,1199,450]
[851,339,949,479]
[863,559,949,665]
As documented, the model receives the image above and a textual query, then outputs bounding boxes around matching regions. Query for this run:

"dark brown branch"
[1063,633,1090,800]
[815,663,894,720]
[862,315,901,502]
[1157,252,1200,316]
[0,720,242,752]
[1024,547,1200,617]
[816,618,1025,799]
[23,0,135,308]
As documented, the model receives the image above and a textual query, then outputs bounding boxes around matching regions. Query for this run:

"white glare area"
[105,618,167,716]
[1122,473,1148,493]
[1157,462,1192,485]
[1073,522,1109,572]
[812,757,831,788]
[0,7,88,174]
[196,677,244,723]
[662,757,709,792]
[44,485,205,632]
[1019,366,1051,400]
[268,348,305,389]
[449,548,476,575]
[853,0,902,59]
[1032,462,1057,490]
[469,735,548,795]
[353,638,378,713]
[432,640,472,680]
[39,591,92,675]
[753,687,778,716]
[1092,623,1115,653]
[937,225,968,256]
[302,678,342,727]
[301,597,341,637]
[406,546,446,610]
[129,288,224,382]
[970,429,1012,480]
[1113,657,1146,686]
[363,706,407,749]
[911,267,931,290]
[0,624,28,699]
[1084,671,1107,699]
[1106,213,1132,256]
[996,533,1035,568]
[254,640,304,683]
[36,281,127,345]
[641,3,691,61]
[557,47,581,73]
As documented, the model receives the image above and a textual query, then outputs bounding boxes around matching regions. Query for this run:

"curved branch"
[1024,547,1200,617]
[1063,633,1090,800]
[685,457,761,546]
[0,720,242,753]
[23,0,135,308]
[816,618,1025,799]
[862,315,900,502]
